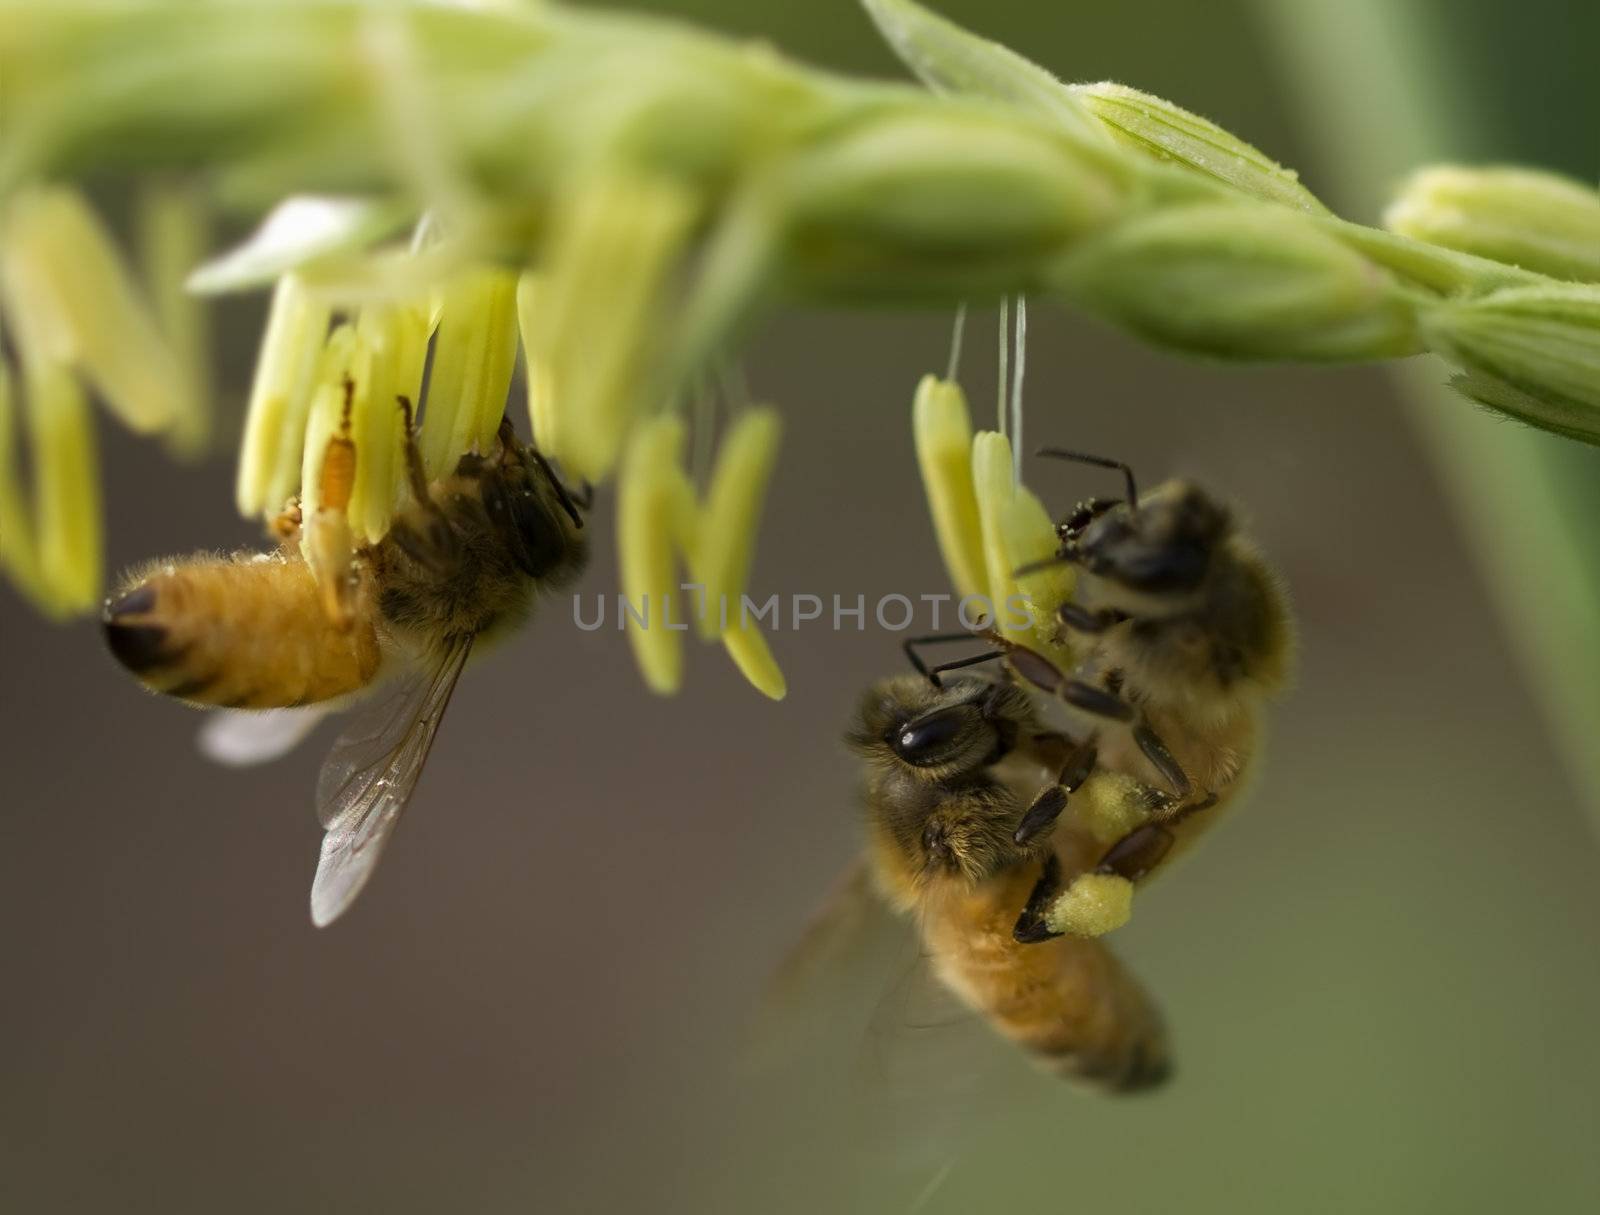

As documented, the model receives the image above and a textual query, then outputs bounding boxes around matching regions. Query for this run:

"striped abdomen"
[102,551,382,708]
[922,863,1171,1092]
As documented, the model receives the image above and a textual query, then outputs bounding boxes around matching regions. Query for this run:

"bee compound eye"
[892,706,976,767]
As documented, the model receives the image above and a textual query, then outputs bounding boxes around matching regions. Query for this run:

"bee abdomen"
[991,935,1171,1095]
[1023,968,1172,1094]
[103,552,382,708]
[926,874,1172,1095]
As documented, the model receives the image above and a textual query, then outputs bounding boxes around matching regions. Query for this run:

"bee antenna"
[527,447,586,530]
[1035,448,1138,508]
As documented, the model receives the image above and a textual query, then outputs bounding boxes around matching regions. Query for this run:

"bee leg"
[1013,854,1066,943]
[1014,739,1098,845]
[989,636,1073,696]
[397,396,436,508]
[268,499,303,546]
[1056,601,1127,635]
[495,414,522,459]
[1026,664,1193,800]
[902,632,999,688]
[1085,792,1219,883]
[1055,678,1137,722]
[1095,822,1177,882]
[1017,834,1149,942]
[386,515,460,578]
[1132,721,1193,800]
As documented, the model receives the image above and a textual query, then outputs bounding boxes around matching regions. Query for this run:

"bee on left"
[102,391,589,925]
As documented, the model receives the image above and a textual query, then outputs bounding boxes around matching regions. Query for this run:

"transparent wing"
[743,861,1014,1198]
[749,860,988,1074]
[309,636,473,927]
[197,706,329,768]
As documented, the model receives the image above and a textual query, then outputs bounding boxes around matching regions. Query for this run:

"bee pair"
[103,398,589,925]
[837,456,1293,1091]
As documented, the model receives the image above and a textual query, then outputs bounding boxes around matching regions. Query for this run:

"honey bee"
[776,454,1289,1090]
[979,451,1295,940]
[102,400,588,925]
[835,672,1171,1092]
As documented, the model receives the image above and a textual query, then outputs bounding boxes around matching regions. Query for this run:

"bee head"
[1072,480,1231,597]
[848,675,1034,783]
[471,435,590,585]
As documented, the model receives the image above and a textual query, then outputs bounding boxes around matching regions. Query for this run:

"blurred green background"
[2,1,1597,1211]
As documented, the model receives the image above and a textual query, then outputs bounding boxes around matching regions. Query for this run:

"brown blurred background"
[3,1,1599,1212]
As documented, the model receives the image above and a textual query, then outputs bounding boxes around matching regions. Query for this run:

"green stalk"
[1247,0,1600,837]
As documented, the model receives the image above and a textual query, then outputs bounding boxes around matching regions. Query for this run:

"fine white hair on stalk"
[945,302,968,383]
[996,296,1009,437]
[1010,296,1027,482]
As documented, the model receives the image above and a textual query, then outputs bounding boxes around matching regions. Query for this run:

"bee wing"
[309,636,473,927]
[763,859,889,1004]
[749,859,941,1072]
[747,864,1013,1192]
[196,706,330,768]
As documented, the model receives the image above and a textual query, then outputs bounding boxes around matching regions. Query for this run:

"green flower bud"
[1072,83,1328,215]
[784,108,1123,299]
[1058,202,1421,361]
[1423,285,1600,441]
[1385,166,1600,284]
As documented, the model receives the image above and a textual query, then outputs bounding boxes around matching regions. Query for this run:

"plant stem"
[1248,0,1600,838]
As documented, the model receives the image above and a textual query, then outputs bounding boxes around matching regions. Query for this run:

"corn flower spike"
[1059,203,1422,361]
[516,273,561,456]
[666,466,701,559]
[236,275,331,518]
[722,615,788,701]
[1421,285,1600,441]
[1071,83,1329,215]
[531,171,699,483]
[618,415,690,695]
[346,307,407,544]
[307,442,358,629]
[1385,166,1600,285]
[912,375,987,601]
[136,181,212,457]
[0,188,191,435]
[23,356,101,616]
[298,325,358,521]
[1002,485,1075,663]
[0,351,45,603]
[691,408,782,641]
[419,267,519,478]
[971,430,1031,643]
